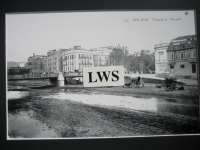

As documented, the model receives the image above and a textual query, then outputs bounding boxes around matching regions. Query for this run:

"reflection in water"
[49,80,65,87]
[8,79,65,88]
[8,111,58,138]
[156,103,199,117]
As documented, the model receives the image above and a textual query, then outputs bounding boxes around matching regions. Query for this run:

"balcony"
[167,59,175,65]
[78,63,92,65]
[189,57,197,63]
[79,57,92,59]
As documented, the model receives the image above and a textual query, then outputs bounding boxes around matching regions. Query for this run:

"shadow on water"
[49,80,65,87]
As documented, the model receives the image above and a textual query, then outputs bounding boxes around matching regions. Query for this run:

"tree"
[107,46,155,74]
[128,50,155,73]
[108,46,129,67]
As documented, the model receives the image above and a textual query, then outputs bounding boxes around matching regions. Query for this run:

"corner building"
[154,43,169,74]
[62,46,94,72]
[167,35,197,78]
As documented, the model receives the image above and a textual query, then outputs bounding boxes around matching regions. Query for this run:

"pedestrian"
[136,76,140,85]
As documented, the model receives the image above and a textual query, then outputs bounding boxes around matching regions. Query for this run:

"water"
[8,110,58,139]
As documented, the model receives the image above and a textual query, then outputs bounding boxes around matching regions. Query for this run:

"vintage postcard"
[6,10,199,139]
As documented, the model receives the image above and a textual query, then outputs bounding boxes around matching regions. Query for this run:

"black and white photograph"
[6,10,199,139]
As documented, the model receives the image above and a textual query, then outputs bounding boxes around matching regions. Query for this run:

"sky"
[6,10,196,62]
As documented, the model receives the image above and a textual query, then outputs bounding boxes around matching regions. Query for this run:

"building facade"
[47,49,68,73]
[62,46,94,72]
[28,53,47,77]
[167,35,197,78]
[90,47,113,67]
[154,43,169,74]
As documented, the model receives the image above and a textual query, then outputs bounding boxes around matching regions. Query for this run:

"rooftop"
[167,35,196,52]
[172,35,196,41]
[7,61,27,68]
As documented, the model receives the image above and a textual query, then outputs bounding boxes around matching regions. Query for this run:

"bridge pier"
[57,72,65,81]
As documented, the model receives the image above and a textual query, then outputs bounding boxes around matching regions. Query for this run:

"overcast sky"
[6,10,196,62]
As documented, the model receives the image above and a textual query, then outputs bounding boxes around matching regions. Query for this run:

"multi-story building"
[62,46,94,72]
[28,53,47,77]
[166,35,197,78]
[47,49,68,73]
[90,47,113,67]
[154,43,169,74]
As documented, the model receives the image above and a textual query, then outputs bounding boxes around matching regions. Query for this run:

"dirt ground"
[8,82,199,138]
[60,83,199,101]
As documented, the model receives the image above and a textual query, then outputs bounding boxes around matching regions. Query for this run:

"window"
[172,54,173,59]
[192,64,196,73]
[181,53,185,59]
[170,65,174,69]
[176,54,178,59]
[180,65,185,68]
[194,51,196,58]
[190,51,196,58]
[185,52,188,59]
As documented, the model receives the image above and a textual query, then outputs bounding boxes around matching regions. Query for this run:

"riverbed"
[7,80,200,139]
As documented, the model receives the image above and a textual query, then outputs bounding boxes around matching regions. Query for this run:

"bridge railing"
[63,72,83,77]
[8,73,58,80]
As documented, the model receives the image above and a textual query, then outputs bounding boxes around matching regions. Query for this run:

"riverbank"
[7,80,199,139]
[58,83,199,101]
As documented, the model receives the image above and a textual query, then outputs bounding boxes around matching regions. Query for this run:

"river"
[7,80,199,139]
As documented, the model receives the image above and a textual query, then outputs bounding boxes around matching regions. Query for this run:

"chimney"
[33,53,35,56]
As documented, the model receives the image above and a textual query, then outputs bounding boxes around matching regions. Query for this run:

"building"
[28,53,47,78]
[90,47,113,67]
[7,61,30,78]
[62,46,94,72]
[47,49,68,73]
[43,57,48,73]
[154,43,169,74]
[166,35,197,78]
